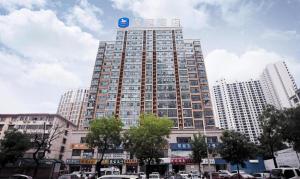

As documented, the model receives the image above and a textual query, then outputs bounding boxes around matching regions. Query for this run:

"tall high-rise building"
[57,88,89,128]
[84,19,216,130]
[260,61,298,109]
[212,79,266,143]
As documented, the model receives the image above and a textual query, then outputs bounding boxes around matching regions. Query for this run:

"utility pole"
[203,120,212,179]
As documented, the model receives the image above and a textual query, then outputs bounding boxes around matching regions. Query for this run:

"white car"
[9,174,33,179]
[253,172,270,179]
[180,173,189,179]
[149,173,160,179]
[138,172,146,179]
[231,170,246,174]
[270,168,300,179]
[98,175,139,179]
[218,170,233,176]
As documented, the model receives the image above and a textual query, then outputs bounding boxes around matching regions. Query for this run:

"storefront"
[171,157,187,172]
[66,159,124,173]
[124,159,138,174]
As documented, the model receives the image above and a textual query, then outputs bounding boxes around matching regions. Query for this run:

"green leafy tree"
[190,133,207,175]
[283,106,300,152]
[0,129,31,168]
[258,105,287,168]
[123,114,173,174]
[86,116,123,176]
[219,130,256,178]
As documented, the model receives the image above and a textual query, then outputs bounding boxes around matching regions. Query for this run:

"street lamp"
[203,120,212,179]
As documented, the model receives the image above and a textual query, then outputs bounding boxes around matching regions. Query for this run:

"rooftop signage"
[118,17,129,28]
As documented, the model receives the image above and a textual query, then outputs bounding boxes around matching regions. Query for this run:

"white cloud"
[0,0,45,11]
[205,48,300,86]
[261,30,300,41]
[0,9,98,63]
[65,0,103,34]
[0,9,99,113]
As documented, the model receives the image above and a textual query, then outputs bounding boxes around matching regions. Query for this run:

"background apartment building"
[0,114,76,160]
[57,88,89,128]
[260,61,298,109]
[212,79,266,143]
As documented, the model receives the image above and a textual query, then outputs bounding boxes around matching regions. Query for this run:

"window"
[191,95,201,101]
[80,137,86,144]
[190,80,198,86]
[207,136,218,143]
[284,170,295,179]
[177,137,191,143]
[60,146,65,153]
[184,118,193,127]
[192,103,202,110]
[72,149,81,156]
[83,149,94,158]
[62,138,67,144]
[193,111,202,118]
[194,120,203,129]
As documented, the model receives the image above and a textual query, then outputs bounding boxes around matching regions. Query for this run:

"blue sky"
[0,0,299,113]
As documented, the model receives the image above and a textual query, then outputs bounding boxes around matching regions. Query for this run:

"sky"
[0,0,299,113]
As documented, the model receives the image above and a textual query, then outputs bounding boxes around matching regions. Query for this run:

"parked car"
[138,172,146,179]
[253,172,270,179]
[98,175,139,179]
[218,171,231,179]
[231,170,246,174]
[149,173,160,179]
[83,172,97,179]
[218,170,233,176]
[58,174,80,179]
[230,173,255,179]
[9,174,33,179]
[180,173,189,179]
[270,168,300,179]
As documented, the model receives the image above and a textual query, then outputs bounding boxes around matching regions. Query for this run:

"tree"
[190,133,207,175]
[0,130,31,168]
[123,114,173,174]
[31,123,65,178]
[282,106,300,152]
[258,105,287,168]
[86,116,123,177]
[219,130,256,178]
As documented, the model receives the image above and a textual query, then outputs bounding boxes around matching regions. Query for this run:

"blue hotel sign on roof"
[118,17,129,28]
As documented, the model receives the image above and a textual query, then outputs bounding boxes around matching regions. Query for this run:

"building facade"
[212,79,266,143]
[65,19,224,173]
[260,61,298,109]
[85,19,215,130]
[0,114,76,160]
[57,88,89,128]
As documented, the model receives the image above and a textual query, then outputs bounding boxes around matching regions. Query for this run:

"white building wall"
[57,88,89,128]
[212,79,266,143]
[0,114,76,160]
[260,61,297,109]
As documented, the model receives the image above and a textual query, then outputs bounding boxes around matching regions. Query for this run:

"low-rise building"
[0,113,76,160]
